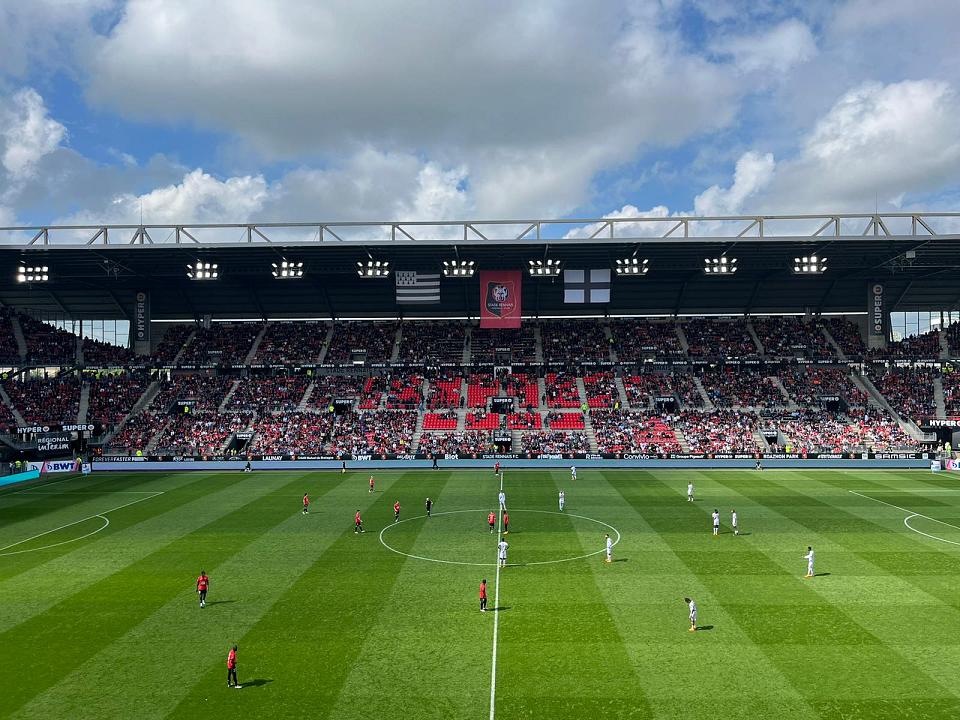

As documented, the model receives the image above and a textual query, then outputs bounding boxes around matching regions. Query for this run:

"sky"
[0,0,959,232]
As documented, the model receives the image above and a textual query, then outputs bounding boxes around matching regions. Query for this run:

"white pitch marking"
[378,509,621,566]
[490,471,504,720]
[849,490,960,546]
[0,491,164,557]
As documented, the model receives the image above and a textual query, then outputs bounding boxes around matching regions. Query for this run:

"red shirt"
[303,495,309,506]
[196,575,208,591]
[488,512,496,525]
[494,463,500,473]
[227,649,236,669]
[503,513,509,525]
[369,477,374,487]
[355,512,362,524]
[480,581,487,599]
[394,502,400,513]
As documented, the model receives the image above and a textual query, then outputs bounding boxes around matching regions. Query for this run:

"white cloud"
[711,19,817,74]
[0,88,66,178]
[693,151,775,215]
[564,204,672,239]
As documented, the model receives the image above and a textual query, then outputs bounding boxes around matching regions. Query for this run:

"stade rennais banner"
[480,270,521,329]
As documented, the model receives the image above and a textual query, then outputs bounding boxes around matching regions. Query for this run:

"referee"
[425,497,433,517]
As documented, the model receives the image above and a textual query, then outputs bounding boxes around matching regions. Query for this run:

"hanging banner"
[867,282,886,349]
[480,271,521,329]
[134,291,151,343]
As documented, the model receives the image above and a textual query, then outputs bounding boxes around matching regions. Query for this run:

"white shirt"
[804,549,814,563]
[731,512,738,526]
[687,483,694,495]
[498,540,508,557]
[606,537,613,551]
[570,466,577,475]
[498,492,505,505]
[559,491,565,501]
[688,599,697,617]
[712,511,720,526]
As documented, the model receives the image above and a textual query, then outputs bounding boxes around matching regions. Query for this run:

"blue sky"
[1,0,959,231]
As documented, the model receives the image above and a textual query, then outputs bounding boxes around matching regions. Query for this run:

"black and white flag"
[395,271,441,304]
[564,269,611,304]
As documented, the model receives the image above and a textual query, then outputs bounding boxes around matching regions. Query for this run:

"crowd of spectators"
[250,412,333,455]
[947,322,960,358]
[869,367,937,420]
[427,375,463,408]
[467,374,498,407]
[0,309,22,364]
[779,367,866,408]
[465,411,501,430]
[178,323,262,366]
[683,319,758,357]
[778,408,916,452]
[874,330,942,360]
[592,410,682,453]
[386,375,423,409]
[418,431,492,454]
[622,373,679,409]
[944,370,960,416]
[698,368,786,408]
[611,320,683,360]
[87,374,151,426]
[325,322,397,364]
[253,322,328,365]
[226,375,310,413]
[423,410,458,430]
[81,337,136,366]
[545,412,584,430]
[752,317,833,358]
[507,411,541,430]
[544,372,581,408]
[471,326,536,363]
[825,318,866,356]
[520,432,590,453]
[327,410,417,456]
[4,376,81,423]
[582,372,619,408]
[674,410,761,453]
[501,372,538,408]
[152,412,254,455]
[150,374,234,412]
[107,412,160,454]
[19,315,78,365]
[397,322,466,364]
[309,375,368,409]
[539,320,609,364]
[151,324,194,363]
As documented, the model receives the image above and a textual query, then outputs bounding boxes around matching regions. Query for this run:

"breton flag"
[395,271,441,304]
[564,269,611,303]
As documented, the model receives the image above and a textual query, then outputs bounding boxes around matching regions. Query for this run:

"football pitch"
[2,468,960,720]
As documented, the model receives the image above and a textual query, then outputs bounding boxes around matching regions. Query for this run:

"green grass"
[2,467,960,719]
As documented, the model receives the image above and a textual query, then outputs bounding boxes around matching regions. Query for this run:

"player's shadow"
[490,606,511,612]
[695,625,714,631]
[205,600,236,606]
[736,532,752,537]
[242,678,273,688]
[611,558,628,563]
[813,572,831,577]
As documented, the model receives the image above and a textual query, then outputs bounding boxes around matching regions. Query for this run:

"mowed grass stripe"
[0,471,321,716]
[691,470,960,718]
[323,472,495,720]
[600,470,822,720]
[11,470,378,720]
[0,471,247,631]
[164,470,451,720]
[493,471,654,720]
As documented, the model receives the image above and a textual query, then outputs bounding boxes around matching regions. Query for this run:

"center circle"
[379,509,621,566]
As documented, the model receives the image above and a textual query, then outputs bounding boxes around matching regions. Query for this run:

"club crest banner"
[480,271,521,328]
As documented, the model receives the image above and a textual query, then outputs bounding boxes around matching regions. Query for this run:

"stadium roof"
[0,213,958,320]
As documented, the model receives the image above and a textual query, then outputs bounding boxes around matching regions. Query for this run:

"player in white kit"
[498,491,506,511]
[498,539,509,567]
[685,597,697,632]
[731,509,739,536]
[604,533,613,563]
[712,509,720,536]
[803,546,815,578]
[570,465,577,481]
[558,490,565,512]
[687,482,694,502]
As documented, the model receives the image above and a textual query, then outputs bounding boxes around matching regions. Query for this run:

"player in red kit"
[394,500,401,523]
[494,461,501,476]
[369,476,375,493]
[302,493,309,515]
[196,570,209,609]
[480,578,487,612]
[503,511,510,535]
[355,510,364,533]
[488,511,496,533]
[227,645,240,688]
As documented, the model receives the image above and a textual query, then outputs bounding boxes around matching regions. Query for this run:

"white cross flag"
[563,269,611,304]
[395,271,441,304]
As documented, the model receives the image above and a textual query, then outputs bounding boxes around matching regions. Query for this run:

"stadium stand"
[683,319,758,357]
[610,320,683,359]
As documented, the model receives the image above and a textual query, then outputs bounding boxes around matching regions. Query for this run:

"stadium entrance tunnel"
[379,509,620,566]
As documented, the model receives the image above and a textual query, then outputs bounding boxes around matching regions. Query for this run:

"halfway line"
[489,471,504,720]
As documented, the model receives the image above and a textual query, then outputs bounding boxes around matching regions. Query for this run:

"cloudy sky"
[0,0,958,230]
